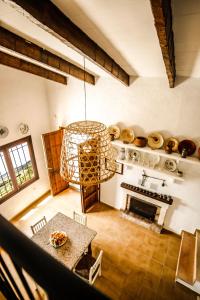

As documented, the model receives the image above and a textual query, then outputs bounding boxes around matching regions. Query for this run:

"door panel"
[81,185,100,213]
[78,139,100,212]
[42,129,68,195]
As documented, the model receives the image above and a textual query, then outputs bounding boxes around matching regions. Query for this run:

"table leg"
[88,243,92,255]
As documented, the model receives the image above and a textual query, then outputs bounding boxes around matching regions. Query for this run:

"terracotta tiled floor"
[13,188,197,300]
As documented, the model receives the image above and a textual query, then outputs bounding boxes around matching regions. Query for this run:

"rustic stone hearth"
[120,184,172,233]
[121,193,168,233]
[121,210,162,233]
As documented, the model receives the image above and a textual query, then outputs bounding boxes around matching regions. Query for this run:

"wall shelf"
[111,140,200,182]
[116,158,184,182]
[111,140,200,166]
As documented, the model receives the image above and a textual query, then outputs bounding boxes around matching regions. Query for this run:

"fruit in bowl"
[49,231,68,248]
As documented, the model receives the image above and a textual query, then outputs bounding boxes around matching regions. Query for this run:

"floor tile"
[13,188,196,300]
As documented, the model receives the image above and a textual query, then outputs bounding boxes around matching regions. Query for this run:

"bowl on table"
[49,231,68,248]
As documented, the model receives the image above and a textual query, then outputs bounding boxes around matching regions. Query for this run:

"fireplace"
[129,197,157,221]
[120,183,173,233]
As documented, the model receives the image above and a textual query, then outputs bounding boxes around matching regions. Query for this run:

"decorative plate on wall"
[0,126,9,138]
[130,149,140,162]
[108,125,120,140]
[121,128,135,144]
[178,140,196,158]
[164,137,179,154]
[18,123,29,135]
[148,132,164,149]
[164,159,177,172]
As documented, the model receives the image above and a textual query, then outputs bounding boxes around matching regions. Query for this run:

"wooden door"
[42,129,68,195]
[78,138,100,212]
[81,184,100,213]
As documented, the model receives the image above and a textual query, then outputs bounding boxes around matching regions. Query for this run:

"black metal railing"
[0,215,109,299]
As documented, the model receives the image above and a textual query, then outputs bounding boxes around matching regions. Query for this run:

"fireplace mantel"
[121,186,171,227]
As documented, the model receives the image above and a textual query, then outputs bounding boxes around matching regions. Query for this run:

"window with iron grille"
[0,136,39,204]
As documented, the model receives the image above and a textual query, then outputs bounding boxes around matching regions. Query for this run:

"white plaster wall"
[0,65,51,220]
[46,75,200,234]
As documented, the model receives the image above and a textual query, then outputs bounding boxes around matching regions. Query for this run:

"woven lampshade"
[60,120,116,186]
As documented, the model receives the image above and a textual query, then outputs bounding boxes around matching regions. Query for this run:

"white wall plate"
[18,123,29,135]
[0,126,9,138]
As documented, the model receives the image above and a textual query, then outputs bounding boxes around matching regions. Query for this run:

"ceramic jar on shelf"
[119,147,125,160]
[125,148,132,161]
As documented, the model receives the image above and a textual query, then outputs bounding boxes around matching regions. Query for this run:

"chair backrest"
[73,211,87,226]
[89,250,103,285]
[0,215,108,300]
[31,216,47,235]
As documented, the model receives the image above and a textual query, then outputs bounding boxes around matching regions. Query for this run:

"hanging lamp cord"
[83,56,87,121]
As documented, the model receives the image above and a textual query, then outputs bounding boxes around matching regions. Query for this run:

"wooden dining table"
[31,212,97,270]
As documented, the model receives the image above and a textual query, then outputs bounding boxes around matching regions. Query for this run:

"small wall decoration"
[108,125,120,140]
[115,161,124,174]
[0,126,9,138]
[178,139,196,158]
[18,123,29,135]
[121,128,135,144]
[164,137,179,154]
[106,159,124,175]
[148,132,164,149]
[164,159,177,172]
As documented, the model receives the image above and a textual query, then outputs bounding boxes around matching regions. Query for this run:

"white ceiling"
[173,0,200,78]
[51,0,166,77]
[0,0,200,79]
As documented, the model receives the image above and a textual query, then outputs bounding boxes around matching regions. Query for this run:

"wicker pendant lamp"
[60,58,116,186]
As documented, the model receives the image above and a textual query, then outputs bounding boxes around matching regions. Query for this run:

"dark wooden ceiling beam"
[0,27,95,85]
[150,0,176,88]
[9,0,130,86]
[0,51,67,84]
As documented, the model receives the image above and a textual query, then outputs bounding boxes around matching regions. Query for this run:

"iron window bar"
[0,152,14,197]
[0,136,39,204]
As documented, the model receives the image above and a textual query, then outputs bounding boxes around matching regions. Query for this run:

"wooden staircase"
[176,229,200,295]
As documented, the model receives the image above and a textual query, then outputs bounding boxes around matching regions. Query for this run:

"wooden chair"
[30,216,48,297]
[74,250,103,285]
[73,211,87,226]
[31,216,47,235]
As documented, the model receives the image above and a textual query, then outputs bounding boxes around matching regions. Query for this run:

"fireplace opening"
[129,197,157,221]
